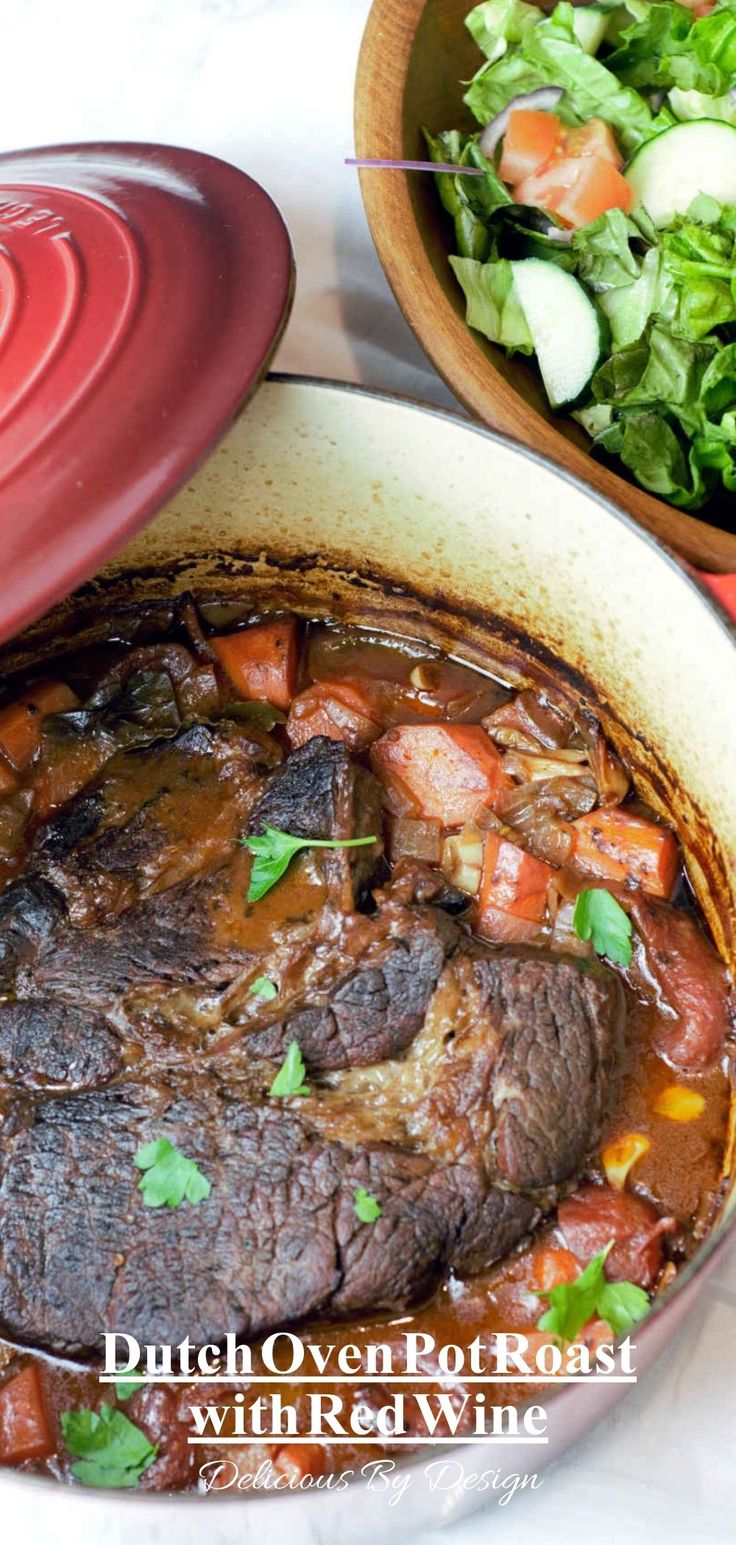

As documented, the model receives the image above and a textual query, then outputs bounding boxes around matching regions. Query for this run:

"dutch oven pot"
[1,376,735,1544]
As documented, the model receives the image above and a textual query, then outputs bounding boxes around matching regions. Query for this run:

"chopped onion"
[484,690,573,752]
[479,87,564,159]
[389,816,442,865]
[503,748,593,785]
[576,714,630,805]
[441,821,483,896]
[602,1133,651,1191]
[497,776,595,865]
[548,895,593,957]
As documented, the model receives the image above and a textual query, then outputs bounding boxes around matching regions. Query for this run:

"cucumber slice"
[510,259,604,409]
[572,5,610,55]
[625,120,736,228]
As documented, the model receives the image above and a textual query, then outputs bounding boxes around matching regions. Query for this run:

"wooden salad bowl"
[354,0,736,573]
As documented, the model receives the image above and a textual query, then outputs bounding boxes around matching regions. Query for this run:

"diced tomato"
[0,681,78,773]
[558,1185,674,1290]
[499,109,564,184]
[287,679,382,751]
[631,896,731,1070]
[370,724,506,826]
[514,155,632,229]
[528,1246,579,1294]
[0,1363,54,1465]
[563,119,623,169]
[476,831,554,942]
[570,808,679,899]
[211,617,300,710]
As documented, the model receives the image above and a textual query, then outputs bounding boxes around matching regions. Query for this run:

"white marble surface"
[2,0,736,1540]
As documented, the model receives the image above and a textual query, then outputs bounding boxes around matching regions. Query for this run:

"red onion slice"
[479,87,565,159]
[345,157,484,176]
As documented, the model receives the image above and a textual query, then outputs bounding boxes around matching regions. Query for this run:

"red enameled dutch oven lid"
[0,141,294,645]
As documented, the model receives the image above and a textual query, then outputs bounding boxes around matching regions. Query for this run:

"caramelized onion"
[484,690,573,753]
[389,817,442,865]
[496,776,596,865]
[502,748,593,784]
[576,714,630,806]
[441,821,483,895]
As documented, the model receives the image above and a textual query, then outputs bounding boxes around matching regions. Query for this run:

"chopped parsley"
[249,975,279,1001]
[537,1245,649,1342]
[573,887,633,967]
[269,1040,310,1098]
[61,1404,157,1489]
[242,824,377,902]
[354,1187,382,1224]
[114,1372,145,1403]
[134,1138,211,1209]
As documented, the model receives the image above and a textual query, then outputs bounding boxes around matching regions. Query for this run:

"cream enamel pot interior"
[1,376,735,1544]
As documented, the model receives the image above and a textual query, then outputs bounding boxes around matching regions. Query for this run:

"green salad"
[430,0,736,510]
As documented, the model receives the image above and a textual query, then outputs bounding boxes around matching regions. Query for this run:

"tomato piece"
[370,724,506,825]
[0,1363,54,1465]
[631,896,731,1070]
[499,109,564,184]
[287,679,382,751]
[211,617,300,710]
[514,155,632,229]
[570,807,680,899]
[475,831,554,942]
[558,1185,674,1289]
[563,118,623,169]
[0,682,78,773]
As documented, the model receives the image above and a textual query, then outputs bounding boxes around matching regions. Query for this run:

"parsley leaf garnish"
[537,1244,649,1342]
[61,1404,157,1489]
[249,975,278,1001]
[114,1372,145,1402]
[573,887,633,967]
[354,1187,382,1224]
[242,825,377,902]
[269,1040,310,1098]
[134,1138,211,1209]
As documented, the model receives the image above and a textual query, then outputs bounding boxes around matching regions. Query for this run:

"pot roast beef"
[0,732,624,1357]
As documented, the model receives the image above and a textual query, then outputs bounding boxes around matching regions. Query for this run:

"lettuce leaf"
[449,255,534,350]
[465,0,541,62]
[605,0,736,95]
[465,1,654,149]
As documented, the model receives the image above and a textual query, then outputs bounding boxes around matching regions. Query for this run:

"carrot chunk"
[475,831,554,942]
[0,682,78,773]
[370,723,506,826]
[287,679,382,751]
[570,808,679,899]
[211,618,300,710]
[0,1364,54,1465]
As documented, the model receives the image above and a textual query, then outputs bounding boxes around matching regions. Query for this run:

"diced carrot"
[570,808,679,898]
[514,155,632,229]
[563,119,623,169]
[370,724,506,826]
[476,832,554,942]
[287,678,382,751]
[499,109,564,184]
[653,1085,705,1122]
[273,1442,328,1480]
[0,1363,54,1465]
[211,617,300,710]
[601,1132,651,1191]
[528,1246,579,1294]
[0,756,18,796]
[0,682,78,773]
